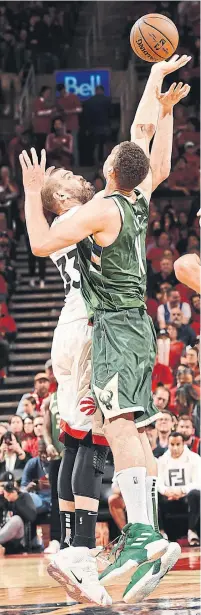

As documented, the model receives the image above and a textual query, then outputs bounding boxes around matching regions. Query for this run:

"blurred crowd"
[0,1,81,75]
[0,0,200,552]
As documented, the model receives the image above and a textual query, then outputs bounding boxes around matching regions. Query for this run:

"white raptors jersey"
[50,208,88,325]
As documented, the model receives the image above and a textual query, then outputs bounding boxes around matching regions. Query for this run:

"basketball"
[130,13,179,63]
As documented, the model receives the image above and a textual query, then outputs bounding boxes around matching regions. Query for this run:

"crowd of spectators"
[0,1,81,75]
[0,1,200,553]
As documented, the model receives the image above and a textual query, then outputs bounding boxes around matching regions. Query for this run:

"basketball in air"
[130,13,179,62]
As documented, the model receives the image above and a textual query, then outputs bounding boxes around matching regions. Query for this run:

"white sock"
[146,476,159,531]
[116,467,150,526]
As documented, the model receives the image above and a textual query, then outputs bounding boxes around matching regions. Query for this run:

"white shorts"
[51,319,92,439]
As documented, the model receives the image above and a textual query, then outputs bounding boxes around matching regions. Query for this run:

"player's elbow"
[32,244,47,257]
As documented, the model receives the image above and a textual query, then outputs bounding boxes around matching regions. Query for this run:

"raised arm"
[150,82,191,192]
[20,149,114,256]
[130,54,191,201]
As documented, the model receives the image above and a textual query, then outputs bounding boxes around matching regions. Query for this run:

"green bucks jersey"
[78,189,149,311]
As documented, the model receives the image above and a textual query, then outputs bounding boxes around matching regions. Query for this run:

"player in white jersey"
[50,207,92,439]
[43,177,111,606]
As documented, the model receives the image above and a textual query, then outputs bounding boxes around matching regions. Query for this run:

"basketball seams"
[143,13,179,32]
[142,20,177,49]
[138,23,168,60]
[131,13,178,62]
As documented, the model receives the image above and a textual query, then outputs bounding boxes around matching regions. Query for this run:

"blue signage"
[55,69,110,101]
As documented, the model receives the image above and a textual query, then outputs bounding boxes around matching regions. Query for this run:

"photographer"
[0,471,36,555]
[21,439,51,514]
[0,431,30,479]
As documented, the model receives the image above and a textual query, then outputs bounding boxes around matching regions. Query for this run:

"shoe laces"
[95,529,127,567]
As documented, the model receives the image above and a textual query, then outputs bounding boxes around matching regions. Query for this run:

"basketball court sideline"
[0,547,200,615]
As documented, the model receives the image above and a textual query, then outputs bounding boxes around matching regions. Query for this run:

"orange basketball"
[130,13,179,62]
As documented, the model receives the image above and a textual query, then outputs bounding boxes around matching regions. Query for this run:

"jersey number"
[56,249,80,297]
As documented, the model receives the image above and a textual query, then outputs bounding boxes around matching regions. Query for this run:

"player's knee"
[72,443,108,500]
[58,445,77,501]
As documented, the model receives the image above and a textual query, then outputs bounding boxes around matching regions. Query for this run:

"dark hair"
[113,141,149,191]
[96,85,104,93]
[161,210,175,231]
[10,415,23,425]
[0,431,20,446]
[57,83,65,93]
[51,116,63,133]
[169,431,185,441]
[4,482,18,494]
[23,416,34,424]
[40,86,50,97]
[26,395,37,406]
[168,321,179,331]
[167,287,179,297]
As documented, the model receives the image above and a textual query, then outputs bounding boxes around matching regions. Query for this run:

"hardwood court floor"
[0,547,200,615]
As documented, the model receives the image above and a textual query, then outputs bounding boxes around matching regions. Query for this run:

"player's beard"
[77,179,95,204]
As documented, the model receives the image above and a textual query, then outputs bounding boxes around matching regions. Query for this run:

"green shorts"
[92,307,162,427]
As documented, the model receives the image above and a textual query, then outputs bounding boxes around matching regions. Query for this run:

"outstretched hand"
[156,81,191,108]
[152,53,191,76]
[19,148,55,193]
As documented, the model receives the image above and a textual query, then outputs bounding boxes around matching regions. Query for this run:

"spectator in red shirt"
[7,128,32,184]
[148,231,179,273]
[56,83,82,166]
[183,141,200,169]
[176,117,200,149]
[21,417,38,458]
[181,347,200,381]
[46,117,73,169]
[152,362,174,392]
[169,365,193,411]
[32,86,54,155]
[168,156,200,196]
[167,323,185,374]
[0,301,16,342]
[145,292,158,324]
[16,373,50,417]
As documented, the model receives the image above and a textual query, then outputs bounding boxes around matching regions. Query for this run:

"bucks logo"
[94,373,120,417]
[99,389,113,410]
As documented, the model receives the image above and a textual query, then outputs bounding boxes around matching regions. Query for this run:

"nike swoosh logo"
[71,571,82,584]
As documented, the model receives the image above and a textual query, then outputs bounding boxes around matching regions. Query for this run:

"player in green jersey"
[20,54,191,605]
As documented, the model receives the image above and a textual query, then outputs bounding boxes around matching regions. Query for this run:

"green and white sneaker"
[99,523,168,586]
[123,541,181,603]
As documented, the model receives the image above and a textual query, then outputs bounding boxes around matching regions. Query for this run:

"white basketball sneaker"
[47,545,112,606]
